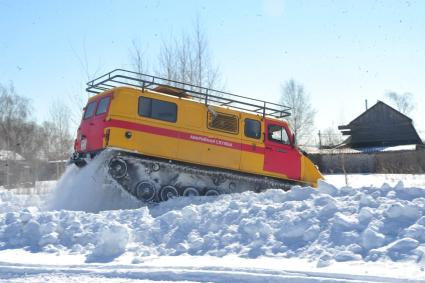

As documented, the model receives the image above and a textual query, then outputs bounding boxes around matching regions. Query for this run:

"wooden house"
[338,101,422,148]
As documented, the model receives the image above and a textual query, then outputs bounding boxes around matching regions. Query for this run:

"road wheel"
[205,188,220,196]
[159,185,179,201]
[182,187,200,197]
[108,158,128,179]
[134,181,157,202]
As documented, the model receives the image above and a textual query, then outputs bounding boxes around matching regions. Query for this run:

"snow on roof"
[0,150,24,161]
[299,146,321,154]
[381,144,417,152]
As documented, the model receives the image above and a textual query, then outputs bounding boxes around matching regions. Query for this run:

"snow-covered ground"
[0,163,424,282]
[326,174,425,188]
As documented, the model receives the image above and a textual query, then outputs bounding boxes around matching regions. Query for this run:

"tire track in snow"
[0,262,422,283]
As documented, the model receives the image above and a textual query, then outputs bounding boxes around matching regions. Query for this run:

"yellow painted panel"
[240,150,264,173]
[239,113,264,173]
[109,88,139,119]
[180,104,204,129]
[107,127,178,159]
[178,139,206,164]
[300,155,324,187]
[202,142,241,170]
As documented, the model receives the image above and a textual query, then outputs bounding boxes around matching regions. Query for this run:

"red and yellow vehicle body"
[74,86,323,187]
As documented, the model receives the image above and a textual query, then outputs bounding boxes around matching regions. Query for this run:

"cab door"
[90,95,111,150]
[78,95,111,152]
[78,100,97,152]
[263,119,301,180]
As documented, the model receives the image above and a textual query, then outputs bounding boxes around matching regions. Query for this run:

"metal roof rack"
[86,69,291,119]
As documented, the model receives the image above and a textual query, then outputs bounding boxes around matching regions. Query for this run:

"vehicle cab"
[74,92,113,157]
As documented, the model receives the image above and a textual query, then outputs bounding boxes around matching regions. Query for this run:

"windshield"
[83,101,97,120]
[96,96,110,116]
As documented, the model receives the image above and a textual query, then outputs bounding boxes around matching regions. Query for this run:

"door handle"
[277,149,287,153]
[89,122,94,126]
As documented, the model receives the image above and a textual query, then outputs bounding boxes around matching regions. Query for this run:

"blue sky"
[1,0,424,142]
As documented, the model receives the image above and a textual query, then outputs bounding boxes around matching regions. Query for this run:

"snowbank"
[1,178,425,267]
[325,173,425,188]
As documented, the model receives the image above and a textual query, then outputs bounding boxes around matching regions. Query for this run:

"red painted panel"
[76,95,112,152]
[263,119,301,180]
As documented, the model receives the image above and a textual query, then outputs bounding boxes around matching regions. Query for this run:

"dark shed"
[338,101,422,148]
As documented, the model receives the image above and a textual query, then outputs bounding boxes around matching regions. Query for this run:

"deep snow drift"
[2,179,425,266]
[0,158,425,281]
[48,152,141,212]
[0,175,425,266]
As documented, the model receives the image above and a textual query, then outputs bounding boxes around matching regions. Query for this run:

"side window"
[138,96,177,123]
[83,101,97,120]
[139,97,152,117]
[268,124,290,145]
[96,96,111,115]
[244,119,261,139]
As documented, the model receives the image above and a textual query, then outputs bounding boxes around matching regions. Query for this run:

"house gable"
[338,101,422,148]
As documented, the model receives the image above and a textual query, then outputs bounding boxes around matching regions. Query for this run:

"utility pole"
[318,130,322,149]
[5,162,9,188]
[5,137,10,188]
[14,143,20,186]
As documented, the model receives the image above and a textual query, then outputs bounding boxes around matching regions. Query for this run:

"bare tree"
[0,83,73,187]
[385,91,415,115]
[320,127,343,148]
[132,19,221,90]
[0,83,42,161]
[68,40,103,130]
[40,100,73,160]
[70,38,103,83]
[0,83,44,186]
[0,82,32,154]
[280,79,316,145]
[130,40,149,75]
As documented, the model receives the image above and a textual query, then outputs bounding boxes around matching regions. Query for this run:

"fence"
[310,148,425,174]
[0,160,66,188]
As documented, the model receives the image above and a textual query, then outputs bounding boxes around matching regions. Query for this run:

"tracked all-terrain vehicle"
[70,69,323,202]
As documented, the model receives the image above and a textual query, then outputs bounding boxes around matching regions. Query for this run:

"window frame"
[95,96,111,116]
[83,101,97,120]
[244,118,261,139]
[138,96,178,123]
[267,124,290,145]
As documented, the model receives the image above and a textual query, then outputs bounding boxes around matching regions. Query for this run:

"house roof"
[338,100,422,147]
[348,101,412,126]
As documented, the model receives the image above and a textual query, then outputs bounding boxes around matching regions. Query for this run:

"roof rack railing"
[86,69,291,119]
